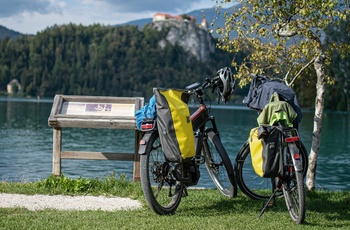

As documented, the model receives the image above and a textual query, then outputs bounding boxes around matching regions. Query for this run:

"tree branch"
[288,57,315,86]
[284,64,293,85]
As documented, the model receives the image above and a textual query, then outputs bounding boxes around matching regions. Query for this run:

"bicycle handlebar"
[185,76,220,93]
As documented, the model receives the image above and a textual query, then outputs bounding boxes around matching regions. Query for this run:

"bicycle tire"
[235,141,308,200]
[282,148,306,224]
[203,130,237,198]
[140,131,183,215]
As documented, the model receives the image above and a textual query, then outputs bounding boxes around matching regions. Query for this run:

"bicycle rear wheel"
[234,141,308,200]
[282,144,306,224]
[202,130,237,198]
[140,131,183,215]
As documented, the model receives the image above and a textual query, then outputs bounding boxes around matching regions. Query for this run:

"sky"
[0,0,234,35]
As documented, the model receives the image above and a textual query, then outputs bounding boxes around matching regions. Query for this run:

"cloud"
[0,0,225,34]
[82,0,204,13]
[0,0,218,20]
[0,0,63,18]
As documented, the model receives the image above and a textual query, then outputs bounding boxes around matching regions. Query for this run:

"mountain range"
[0,25,22,39]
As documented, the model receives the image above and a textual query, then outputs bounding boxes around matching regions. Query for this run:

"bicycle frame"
[191,104,221,159]
[139,85,222,184]
[284,128,303,172]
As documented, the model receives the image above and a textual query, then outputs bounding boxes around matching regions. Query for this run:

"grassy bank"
[1,174,349,229]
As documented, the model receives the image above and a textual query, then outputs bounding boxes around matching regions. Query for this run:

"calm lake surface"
[0,96,349,190]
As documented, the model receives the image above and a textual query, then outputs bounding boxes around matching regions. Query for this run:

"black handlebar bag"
[154,88,195,162]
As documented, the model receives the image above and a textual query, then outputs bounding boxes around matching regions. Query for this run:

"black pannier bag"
[249,125,283,178]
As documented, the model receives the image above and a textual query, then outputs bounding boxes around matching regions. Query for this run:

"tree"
[324,20,350,111]
[215,0,350,190]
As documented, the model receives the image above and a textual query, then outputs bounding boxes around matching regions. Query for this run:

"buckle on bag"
[140,119,156,131]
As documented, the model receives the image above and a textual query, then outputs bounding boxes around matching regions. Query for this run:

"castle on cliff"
[152,13,208,30]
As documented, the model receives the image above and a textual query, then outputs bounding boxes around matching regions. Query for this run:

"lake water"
[0,97,349,191]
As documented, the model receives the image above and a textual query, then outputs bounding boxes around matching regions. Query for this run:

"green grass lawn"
[0,174,349,230]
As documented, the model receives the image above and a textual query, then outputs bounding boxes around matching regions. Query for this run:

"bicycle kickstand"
[258,189,277,219]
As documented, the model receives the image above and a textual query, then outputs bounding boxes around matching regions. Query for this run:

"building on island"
[7,79,21,95]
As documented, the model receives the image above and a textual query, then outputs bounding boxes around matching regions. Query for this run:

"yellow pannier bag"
[249,126,283,178]
[154,88,195,162]
[249,127,264,177]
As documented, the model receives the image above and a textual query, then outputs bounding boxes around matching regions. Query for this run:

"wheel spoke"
[203,132,237,198]
[140,132,183,215]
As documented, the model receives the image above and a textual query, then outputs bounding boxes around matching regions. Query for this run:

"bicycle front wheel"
[202,130,237,198]
[235,141,308,200]
[140,131,183,215]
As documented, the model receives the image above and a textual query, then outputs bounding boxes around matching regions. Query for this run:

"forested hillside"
[0,20,349,110]
[0,23,237,100]
[0,25,22,39]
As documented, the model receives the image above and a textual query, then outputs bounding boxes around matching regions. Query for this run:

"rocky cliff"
[149,20,215,63]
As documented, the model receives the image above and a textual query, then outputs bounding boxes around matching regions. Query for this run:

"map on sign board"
[60,102,135,117]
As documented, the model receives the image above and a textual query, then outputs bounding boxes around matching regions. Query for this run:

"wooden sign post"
[48,95,144,181]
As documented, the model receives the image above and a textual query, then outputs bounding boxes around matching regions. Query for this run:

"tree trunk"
[306,54,326,191]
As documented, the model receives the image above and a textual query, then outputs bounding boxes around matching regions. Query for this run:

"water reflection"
[0,97,349,190]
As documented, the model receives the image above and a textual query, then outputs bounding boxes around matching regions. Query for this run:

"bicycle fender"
[138,132,153,155]
[288,143,303,171]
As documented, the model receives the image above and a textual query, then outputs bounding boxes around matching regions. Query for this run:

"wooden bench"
[48,95,144,181]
